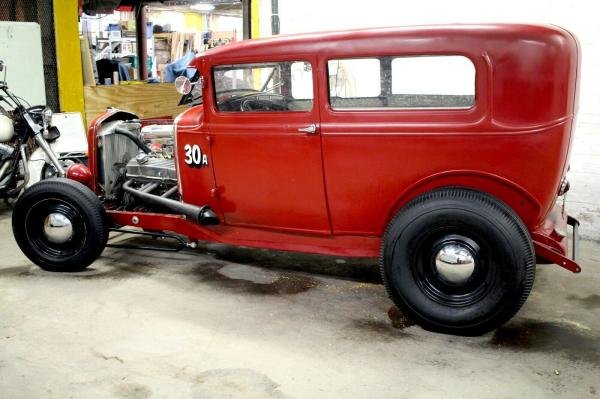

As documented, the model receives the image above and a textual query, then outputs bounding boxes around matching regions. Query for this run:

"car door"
[206,58,330,233]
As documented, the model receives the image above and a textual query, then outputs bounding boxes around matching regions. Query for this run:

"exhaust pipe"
[122,180,219,225]
[0,160,11,183]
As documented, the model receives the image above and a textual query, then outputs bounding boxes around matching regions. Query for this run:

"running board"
[106,227,196,252]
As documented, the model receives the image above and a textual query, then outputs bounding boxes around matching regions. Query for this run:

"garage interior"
[1,0,599,398]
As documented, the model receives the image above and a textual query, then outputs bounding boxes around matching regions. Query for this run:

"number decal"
[192,145,201,165]
[183,144,209,167]
[184,144,192,164]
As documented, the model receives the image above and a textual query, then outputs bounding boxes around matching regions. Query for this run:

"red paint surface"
[108,210,380,257]
[87,25,580,268]
[66,163,92,188]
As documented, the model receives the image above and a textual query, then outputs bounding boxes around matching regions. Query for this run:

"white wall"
[259,0,600,240]
[0,22,46,108]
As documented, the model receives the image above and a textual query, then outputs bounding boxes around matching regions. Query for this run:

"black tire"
[12,178,108,272]
[380,187,535,336]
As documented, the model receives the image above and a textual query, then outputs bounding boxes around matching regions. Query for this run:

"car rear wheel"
[12,178,108,272]
[380,187,535,335]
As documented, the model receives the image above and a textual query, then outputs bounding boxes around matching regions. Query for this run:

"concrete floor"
[0,206,598,398]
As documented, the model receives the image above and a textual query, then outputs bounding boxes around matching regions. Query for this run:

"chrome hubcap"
[43,213,73,244]
[434,243,476,285]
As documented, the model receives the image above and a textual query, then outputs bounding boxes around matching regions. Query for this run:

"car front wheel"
[12,178,108,272]
[381,187,535,335]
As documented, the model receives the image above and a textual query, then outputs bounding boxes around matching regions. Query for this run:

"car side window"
[328,55,475,109]
[213,61,314,112]
[391,56,474,108]
[328,58,382,108]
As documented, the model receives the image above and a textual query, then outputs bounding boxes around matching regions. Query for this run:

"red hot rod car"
[12,24,580,335]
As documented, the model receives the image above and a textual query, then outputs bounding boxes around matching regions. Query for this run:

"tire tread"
[12,178,108,272]
[379,187,535,335]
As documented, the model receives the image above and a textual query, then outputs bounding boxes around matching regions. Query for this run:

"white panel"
[0,22,46,108]
[50,112,88,154]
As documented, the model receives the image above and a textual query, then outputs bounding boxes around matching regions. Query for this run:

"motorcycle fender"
[26,148,46,188]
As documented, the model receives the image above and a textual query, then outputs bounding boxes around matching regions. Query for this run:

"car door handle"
[298,124,318,134]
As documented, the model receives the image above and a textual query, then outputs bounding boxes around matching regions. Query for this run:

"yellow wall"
[53,0,85,116]
[184,13,203,32]
[251,0,260,38]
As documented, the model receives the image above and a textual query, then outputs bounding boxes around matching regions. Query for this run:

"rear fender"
[384,170,542,234]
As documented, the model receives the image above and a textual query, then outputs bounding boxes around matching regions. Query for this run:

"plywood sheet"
[80,36,96,86]
[83,83,187,127]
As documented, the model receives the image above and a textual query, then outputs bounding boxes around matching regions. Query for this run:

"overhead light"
[191,3,215,11]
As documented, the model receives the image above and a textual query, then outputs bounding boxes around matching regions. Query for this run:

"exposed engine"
[98,120,177,202]
[126,155,177,182]
[96,119,218,225]
[0,142,15,185]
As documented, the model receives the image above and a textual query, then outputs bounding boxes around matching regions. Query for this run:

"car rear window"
[328,55,475,110]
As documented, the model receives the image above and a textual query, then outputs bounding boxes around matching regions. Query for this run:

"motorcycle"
[0,60,87,200]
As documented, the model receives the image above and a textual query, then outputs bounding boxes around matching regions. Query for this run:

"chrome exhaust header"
[122,180,218,225]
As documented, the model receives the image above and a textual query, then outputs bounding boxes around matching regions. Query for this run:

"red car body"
[88,24,580,272]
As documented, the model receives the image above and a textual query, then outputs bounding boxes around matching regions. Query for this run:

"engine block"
[126,156,176,182]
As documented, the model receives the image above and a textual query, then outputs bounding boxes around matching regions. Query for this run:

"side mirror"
[174,76,192,95]
[174,75,204,95]
[0,61,4,72]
